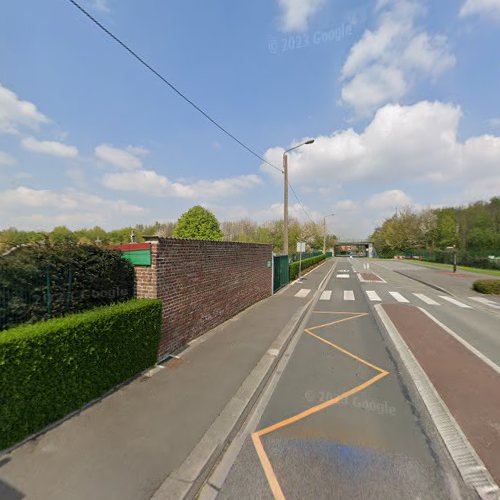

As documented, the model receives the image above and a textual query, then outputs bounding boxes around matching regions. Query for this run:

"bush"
[0,243,135,330]
[473,280,500,295]
[0,299,162,450]
[289,254,326,280]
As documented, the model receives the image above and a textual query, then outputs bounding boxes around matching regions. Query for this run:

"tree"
[173,205,224,241]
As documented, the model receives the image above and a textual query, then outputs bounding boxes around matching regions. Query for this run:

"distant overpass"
[334,241,375,257]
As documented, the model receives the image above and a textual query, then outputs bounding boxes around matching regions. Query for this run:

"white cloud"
[277,0,325,32]
[21,136,79,158]
[460,0,500,19]
[95,144,145,170]
[102,169,262,200]
[340,0,455,117]
[365,189,412,209]
[0,151,16,166]
[0,187,145,230]
[262,100,500,216]
[0,84,49,135]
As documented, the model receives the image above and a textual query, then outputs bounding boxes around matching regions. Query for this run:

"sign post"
[297,241,306,279]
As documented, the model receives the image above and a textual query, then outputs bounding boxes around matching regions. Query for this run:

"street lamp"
[283,139,315,256]
[323,213,335,254]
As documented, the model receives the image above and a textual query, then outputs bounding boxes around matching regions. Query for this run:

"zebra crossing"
[293,286,499,311]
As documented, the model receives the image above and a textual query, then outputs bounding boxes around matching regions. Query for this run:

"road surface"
[200,257,499,499]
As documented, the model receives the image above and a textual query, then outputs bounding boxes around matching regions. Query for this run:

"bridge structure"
[334,240,375,258]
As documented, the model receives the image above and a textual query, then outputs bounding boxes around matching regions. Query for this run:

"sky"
[1,0,500,239]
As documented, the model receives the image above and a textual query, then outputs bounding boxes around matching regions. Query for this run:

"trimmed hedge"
[0,243,135,330]
[473,279,500,295]
[289,254,326,280]
[0,299,162,450]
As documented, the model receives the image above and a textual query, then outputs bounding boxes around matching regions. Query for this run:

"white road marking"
[389,291,409,303]
[344,290,355,301]
[413,293,440,305]
[468,297,500,310]
[320,290,332,301]
[294,288,311,298]
[336,274,350,279]
[366,291,381,302]
[439,296,472,309]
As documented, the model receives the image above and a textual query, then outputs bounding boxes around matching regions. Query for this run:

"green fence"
[273,255,289,293]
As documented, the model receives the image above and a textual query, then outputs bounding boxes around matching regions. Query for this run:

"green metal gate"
[273,255,289,293]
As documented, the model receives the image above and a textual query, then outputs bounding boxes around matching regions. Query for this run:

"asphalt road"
[203,258,480,499]
[360,259,500,366]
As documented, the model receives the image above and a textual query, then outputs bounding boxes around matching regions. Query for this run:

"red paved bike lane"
[383,303,500,485]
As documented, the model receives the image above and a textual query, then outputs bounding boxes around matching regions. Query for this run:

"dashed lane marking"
[468,297,500,310]
[413,293,440,306]
[389,291,409,303]
[320,290,332,301]
[294,289,311,298]
[252,312,389,500]
[439,296,472,309]
[366,290,381,302]
[344,290,355,301]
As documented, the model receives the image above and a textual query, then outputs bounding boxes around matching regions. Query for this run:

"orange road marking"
[251,312,389,499]
[252,433,286,500]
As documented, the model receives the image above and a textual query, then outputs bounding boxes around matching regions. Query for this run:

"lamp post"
[323,213,335,254]
[283,139,315,256]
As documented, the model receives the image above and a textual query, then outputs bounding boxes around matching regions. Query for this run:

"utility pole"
[282,139,315,257]
[283,152,288,256]
[323,213,335,254]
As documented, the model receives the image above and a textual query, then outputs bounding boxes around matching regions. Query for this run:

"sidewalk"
[0,261,335,500]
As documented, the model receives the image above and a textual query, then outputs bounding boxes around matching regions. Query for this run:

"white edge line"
[374,304,499,499]
[417,307,500,377]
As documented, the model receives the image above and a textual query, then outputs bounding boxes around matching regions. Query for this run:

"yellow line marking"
[252,433,286,500]
[251,311,390,499]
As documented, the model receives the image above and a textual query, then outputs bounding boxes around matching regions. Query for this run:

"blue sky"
[1,0,500,238]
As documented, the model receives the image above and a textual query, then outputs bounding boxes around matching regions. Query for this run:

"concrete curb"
[151,262,337,500]
[394,270,453,296]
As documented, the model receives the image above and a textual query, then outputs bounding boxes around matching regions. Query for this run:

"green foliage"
[173,205,223,240]
[473,280,500,294]
[371,197,500,265]
[0,243,134,330]
[289,254,326,280]
[0,299,162,450]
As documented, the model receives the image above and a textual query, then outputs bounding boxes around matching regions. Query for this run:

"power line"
[66,0,283,174]
[66,0,316,222]
[288,182,315,224]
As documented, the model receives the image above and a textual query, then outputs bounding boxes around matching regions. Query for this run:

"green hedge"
[473,280,500,295]
[0,243,135,331]
[289,254,326,280]
[0,299,162,450]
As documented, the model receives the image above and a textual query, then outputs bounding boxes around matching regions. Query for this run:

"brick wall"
[135,237,273,357]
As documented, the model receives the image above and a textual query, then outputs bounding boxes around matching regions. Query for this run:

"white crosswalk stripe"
[439,296,472,309]
[336,274,350,279]
[366,291,381,302]
[320,290,332,301]
[389,291,409,303]
[294,288,311,298]
[344,290,355,301]
[468,297,500,310]
[413,293,440,305]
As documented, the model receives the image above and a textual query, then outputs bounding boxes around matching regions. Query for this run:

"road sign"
[297,241,306,253]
